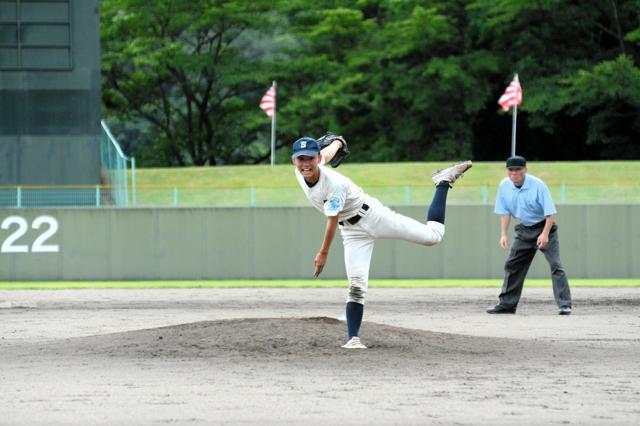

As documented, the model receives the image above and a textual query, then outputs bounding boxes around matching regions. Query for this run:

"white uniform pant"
[339,196,445,305]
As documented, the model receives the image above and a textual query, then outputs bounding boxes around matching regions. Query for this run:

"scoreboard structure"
[0,0,101,187]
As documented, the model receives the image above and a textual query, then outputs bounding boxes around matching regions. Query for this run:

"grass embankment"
[134,161,640,188]
[129,161,640,206]
[1,279,638,290]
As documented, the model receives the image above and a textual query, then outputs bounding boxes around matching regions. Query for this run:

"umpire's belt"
[523,219,546,229]
[339,203,369,226]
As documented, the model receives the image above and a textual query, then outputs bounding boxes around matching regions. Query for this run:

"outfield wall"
[0,205,638,281]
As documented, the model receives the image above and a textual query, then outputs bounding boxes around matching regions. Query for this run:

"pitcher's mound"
[60,317,535,363]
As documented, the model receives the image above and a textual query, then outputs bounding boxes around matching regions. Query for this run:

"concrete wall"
[1,205,638,281]
[0,0,101,185]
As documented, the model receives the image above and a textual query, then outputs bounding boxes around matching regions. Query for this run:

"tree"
[468,0,640,159]
[275,1,498,161]
[102,0,640,165]
[101,0,275,166]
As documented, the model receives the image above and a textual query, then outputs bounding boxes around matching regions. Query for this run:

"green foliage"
[525,55,640,154]
[101,0,276,166]
[274,0,499,161]
[101,0,640,165]
[468,0,640,158]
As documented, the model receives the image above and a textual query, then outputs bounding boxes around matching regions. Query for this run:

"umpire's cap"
[292,137,320,158]
[506,155,527,169]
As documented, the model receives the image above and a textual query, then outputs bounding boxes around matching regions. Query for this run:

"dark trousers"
[499,223,572,309]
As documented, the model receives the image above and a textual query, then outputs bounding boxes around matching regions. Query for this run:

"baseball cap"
[506,155,527,169]
[291,137,321,158]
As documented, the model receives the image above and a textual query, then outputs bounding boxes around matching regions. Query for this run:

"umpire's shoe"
[558,306,572,315]
[432,160,473,187]
[486,305,516,314]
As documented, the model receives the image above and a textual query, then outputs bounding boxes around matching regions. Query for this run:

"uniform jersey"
[294,164,365,220]
[494,173,557,226]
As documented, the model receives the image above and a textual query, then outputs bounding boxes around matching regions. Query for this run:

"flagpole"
[270,81,277,167]
[511,101,517,157]
[511,73,518,156]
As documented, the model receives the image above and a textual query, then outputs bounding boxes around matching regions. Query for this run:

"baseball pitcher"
[291,134,472,349]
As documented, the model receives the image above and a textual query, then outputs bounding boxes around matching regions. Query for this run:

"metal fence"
[129,183,638,207]
[0,183,637,208]
[2,183,628,208]
[0,186,110,208]
[100,120,135,207]
[0,122,135,208]
[0,121,134,208]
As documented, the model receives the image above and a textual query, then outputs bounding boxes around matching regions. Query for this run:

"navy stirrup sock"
[346,302,364,339]
[427,182,450,224]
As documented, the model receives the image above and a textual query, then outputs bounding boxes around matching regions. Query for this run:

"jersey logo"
[327,197,341,212]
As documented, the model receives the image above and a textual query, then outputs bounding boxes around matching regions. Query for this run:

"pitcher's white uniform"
[295,164,444,304]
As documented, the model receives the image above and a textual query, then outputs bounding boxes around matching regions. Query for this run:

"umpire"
[487,156,573,315]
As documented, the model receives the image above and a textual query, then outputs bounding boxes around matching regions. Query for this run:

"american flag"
[498,74,522,111]
[259,84,276,118]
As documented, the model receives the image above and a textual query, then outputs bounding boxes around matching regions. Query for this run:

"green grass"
[128,161,640,206]
[134,161,640,188]
[1,279,638,290]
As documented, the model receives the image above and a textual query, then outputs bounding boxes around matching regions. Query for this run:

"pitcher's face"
[293,155,321,181]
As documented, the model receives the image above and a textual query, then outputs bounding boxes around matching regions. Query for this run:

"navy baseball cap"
[291,137,320,158]
[506,155,527,169]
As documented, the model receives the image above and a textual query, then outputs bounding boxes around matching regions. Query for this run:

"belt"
[339,203,369,226]
[523,220,546,229]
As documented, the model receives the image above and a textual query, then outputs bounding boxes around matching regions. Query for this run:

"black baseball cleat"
[558,306,572,315]
[486,305,516,314]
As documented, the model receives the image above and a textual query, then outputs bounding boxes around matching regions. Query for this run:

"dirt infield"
[1,288,639,425]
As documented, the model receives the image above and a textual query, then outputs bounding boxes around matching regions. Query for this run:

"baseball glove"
[317,133,350,168]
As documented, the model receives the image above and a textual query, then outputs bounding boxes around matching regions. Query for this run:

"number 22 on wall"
[1,216,60,253]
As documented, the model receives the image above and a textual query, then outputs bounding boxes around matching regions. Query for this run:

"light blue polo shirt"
[494,174,557,226]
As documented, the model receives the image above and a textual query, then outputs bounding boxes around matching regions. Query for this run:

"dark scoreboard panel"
[0,0,100,186]
[0,0,72,70]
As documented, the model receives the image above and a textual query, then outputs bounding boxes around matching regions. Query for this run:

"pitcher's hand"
[314,251,328,277]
